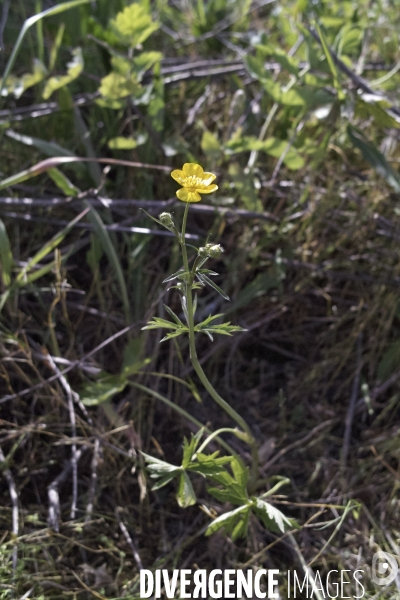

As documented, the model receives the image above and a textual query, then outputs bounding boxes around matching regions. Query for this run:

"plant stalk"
[180,203,259,487]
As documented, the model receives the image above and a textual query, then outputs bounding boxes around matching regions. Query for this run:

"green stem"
[130,381,237,457]
[180,202,259,488]
[196,428,246,455]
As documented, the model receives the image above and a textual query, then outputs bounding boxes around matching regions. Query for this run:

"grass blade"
[0,219,12,287]
[0,0,92,103]
[84,202,131,324]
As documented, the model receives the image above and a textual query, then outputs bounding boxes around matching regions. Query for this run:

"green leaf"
[110,3,159,47]
[182,429,204,468]
[86,233,104,274]
[315,23,344,100]
[177,472,196,507]
[205,505,250,538]
[142,452,181,477]
[159,330,189,342]
[84,203,131,323]
[244,55,268,83]
[196,273,230,301]
[108,133,148,150]
[132,51,163,80]
[0,219,13,287]
[13,208,89,286]
[347,125,400,193]
[256,44,299,76]
[377,340,400,381]
[13,58,48,98]
[208,457,249,505]
[162,269,188,283]
[355,96,400,130]
[80,339,147,406]
[226,135,305,169]
[0,0,91,102]
[142,317,181,331]
[99,71,141,101]
[48,167,79,196]
[231,456,249,491]
[122,338,149,376]
[49,23,65,71]
[201,131,221,160]
[253,499,297,533]
[151,472,177,491]
[42,47,83,100]
[80,372,128,406]
[188,453,232,477]
[5,128,76,159]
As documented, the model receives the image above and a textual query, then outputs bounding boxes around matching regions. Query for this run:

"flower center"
[185,175,202,188]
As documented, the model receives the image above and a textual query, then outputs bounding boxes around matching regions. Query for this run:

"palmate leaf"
[42,47,83,100]
[141,452,181,477]
[252,498,299,533]
[177,472,196,507]
[188,452,232,478]
[150,472,177,491]
[205,505,251,540]
[194,314,246,340]
[207,457,249,505]
[110,3,159,47]
[181,429,204,468]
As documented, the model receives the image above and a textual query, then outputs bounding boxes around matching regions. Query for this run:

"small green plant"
[142,163,297,540]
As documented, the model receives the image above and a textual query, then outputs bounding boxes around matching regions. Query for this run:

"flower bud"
[208,244,224,258]
[198,243,224,258]
[159,212,174,228]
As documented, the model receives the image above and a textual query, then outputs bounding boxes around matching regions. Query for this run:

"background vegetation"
[1,0,400,597]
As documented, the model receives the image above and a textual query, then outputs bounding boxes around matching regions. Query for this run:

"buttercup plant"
[141,163,296,539]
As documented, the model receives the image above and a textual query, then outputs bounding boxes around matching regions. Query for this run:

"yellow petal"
[182,163,204,178]
[171,169,186,185]
[202,172,217,185]
[195,184,218,194]
[176,188,201,202]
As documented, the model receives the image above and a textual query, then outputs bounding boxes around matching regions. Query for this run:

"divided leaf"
[205,505,251,540]
[110,3,159,47]
[177,472,197,507]
[253,498,298,533]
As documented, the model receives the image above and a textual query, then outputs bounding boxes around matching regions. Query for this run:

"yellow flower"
[171,163,218,203]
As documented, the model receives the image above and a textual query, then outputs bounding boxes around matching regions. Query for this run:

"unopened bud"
[208,244,224,258]
[198,243,224,258]
[159,212,174,228]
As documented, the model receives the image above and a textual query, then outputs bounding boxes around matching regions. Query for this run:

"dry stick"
[341,333,363,469]
[263,419,337,471]
[47,448,85,532]
[0,447,18,573]
[1,210,199,239]
[0,195,279,222]
[0,323,135,403]
[85,438,100,524]
[287,533,325,600]
[115,508,144,571]
[45,354,79,520]
[1,286,170,405]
